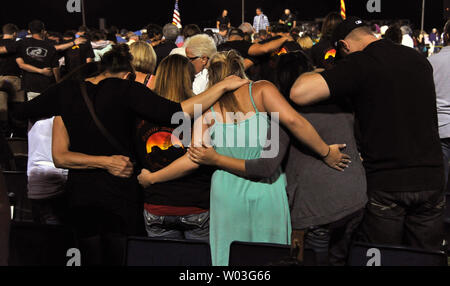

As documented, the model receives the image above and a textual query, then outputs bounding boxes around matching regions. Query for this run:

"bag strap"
[79,81,129,157]
[143,74,151,86]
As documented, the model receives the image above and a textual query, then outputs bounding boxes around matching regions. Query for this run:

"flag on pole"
[172,0,182,28]
[340,0,346,20]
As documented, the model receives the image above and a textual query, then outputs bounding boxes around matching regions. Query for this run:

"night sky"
[0,0,447,32]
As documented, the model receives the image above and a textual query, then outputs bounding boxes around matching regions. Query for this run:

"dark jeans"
[360,189,445,252]
[31,194,67,225]
[144,210,210,242]
[441,138,450,190]
[304,209,364,266]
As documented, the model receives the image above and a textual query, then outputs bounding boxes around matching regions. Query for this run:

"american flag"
[340,0,346,20]
[172,0,182,29]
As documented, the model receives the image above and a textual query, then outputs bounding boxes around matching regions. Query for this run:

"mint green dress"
[209,83,291,266]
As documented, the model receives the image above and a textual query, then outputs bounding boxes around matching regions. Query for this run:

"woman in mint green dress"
[137,51,352,266]
[205,82,292,265]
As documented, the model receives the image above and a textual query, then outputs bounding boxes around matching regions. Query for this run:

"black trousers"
[360,189,445,252]
[304,209,364,266]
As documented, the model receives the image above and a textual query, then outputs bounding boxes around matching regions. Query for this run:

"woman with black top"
[136,54,213,242]
[15,44,249,265]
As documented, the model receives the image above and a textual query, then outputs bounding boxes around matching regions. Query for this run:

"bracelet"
[321,146,331,159]
[72,41,76,46]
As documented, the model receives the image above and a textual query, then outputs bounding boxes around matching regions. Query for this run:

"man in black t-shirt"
[0,24,22,130]
[15,20,60,98]
[290,17,445,252]
[60,31,94,77]
[279,9,296,28]
[216,10,231,30]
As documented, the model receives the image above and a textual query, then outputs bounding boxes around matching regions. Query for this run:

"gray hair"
[163,23,179,41]
[184,34,217,59]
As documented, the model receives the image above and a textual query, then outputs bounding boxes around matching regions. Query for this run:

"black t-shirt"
[217,16,231,26]
[135,119,212,209]
[154,40,178,69]
[15,38,59,93]
[15,78,183,224]
[249,36,302,82]
[311,37,337,70]
[63,40,95,75]
[281,14,296,27]
[0,39,20,76]
[321,39,444,193]
[217,40,255,63]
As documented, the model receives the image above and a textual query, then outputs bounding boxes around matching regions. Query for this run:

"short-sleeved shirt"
[135,119,213,209]
[0,39,21,76]
[63,40,95,74]
[428,46,450,139]
[280,14,296,27]
[16,38,59,93]
[311,37,337,69]
[321,39,444,193]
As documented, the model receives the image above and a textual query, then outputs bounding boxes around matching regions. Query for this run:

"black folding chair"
[348,242,448,266]
[228,241,308,266]
[125,236,212,266]
[9,221,76,266]
[445,193,450,222]
[3,170,32,222]
[6,138,28,171]
[7,137,27,157]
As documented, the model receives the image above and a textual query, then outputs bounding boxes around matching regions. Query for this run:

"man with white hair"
[184,34,217,94]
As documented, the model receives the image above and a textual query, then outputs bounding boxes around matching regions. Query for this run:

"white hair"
[184,34,217,59]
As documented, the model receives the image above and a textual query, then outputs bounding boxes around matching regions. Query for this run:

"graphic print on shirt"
[26,47,48,60]
[324,49,337,60]
[138,121,185,172]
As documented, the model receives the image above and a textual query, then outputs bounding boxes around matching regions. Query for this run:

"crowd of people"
[0,8,449,266]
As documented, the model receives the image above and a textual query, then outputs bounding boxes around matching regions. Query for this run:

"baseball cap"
[331,16,367,49]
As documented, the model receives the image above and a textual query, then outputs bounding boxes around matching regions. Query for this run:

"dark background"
[0,0,447,32]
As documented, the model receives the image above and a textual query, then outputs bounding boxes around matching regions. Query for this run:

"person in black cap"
[290,17,445,252]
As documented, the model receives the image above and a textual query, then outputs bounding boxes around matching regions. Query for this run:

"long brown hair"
[321,12,343,40]
[154,54,196,103]
[208,50,248,114]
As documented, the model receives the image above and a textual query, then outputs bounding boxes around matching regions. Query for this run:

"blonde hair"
[297,35,314,50]
[208,50,248,114]
[184,34,217,59]
[129,41,157,74]
[154,54,195,103]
